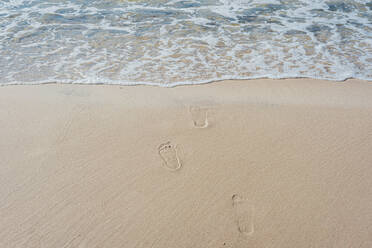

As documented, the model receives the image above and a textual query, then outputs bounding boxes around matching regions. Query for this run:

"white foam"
[0,0,371,87]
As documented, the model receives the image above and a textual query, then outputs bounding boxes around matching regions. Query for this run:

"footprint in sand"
[158,142,182,171]
[232,194,254,236]
[189,106,208,128]
[56,105,86,144]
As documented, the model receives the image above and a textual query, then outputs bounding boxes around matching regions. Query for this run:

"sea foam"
[0,0,371,87]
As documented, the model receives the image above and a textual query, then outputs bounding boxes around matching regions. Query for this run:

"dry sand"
[1,79,372,247]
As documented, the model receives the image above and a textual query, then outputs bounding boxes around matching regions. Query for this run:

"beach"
[1,78,372,247]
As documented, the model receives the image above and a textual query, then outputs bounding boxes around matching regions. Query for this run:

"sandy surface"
[1,79,372,247]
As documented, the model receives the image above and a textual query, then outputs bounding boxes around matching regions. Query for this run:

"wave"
[1,0,371,86]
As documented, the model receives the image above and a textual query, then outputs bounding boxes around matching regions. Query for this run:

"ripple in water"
[0,0,371,86]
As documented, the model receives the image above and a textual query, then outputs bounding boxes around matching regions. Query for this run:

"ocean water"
[0,0,371,86]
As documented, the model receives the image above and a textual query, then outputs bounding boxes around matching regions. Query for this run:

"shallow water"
[0,0,371,86]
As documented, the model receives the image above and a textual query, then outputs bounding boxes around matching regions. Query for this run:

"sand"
[1,78,372,247]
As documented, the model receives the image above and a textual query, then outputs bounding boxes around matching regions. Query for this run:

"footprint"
[232,194,254,236]
[59,87,89,97]
[56,105,85,144]
[158,142,182,171]
[189,106,208,128]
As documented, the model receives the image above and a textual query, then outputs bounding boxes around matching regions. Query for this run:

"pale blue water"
[0,0,371,86]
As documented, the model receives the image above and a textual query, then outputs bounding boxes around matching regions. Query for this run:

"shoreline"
[1,78,372,247]
[1,77,371,88]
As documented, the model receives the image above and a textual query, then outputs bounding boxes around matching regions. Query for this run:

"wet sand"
[1,79,372,247]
